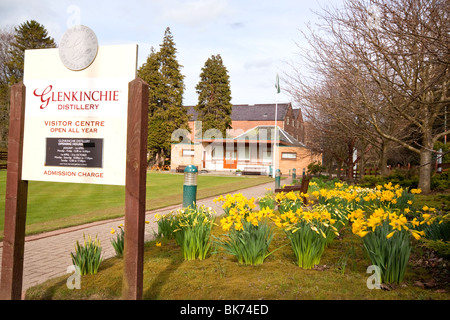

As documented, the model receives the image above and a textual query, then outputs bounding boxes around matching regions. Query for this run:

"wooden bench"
[274,177,310,204]
[176,165,198,173]
[242,167,263,175]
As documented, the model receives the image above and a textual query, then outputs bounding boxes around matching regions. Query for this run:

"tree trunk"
[418,148,432,194]
[418,131,433,193]
[155,148,166,167]
[379,141,389,176]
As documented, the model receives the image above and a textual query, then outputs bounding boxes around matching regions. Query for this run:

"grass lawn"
[25,216,450,300]
[0,171,272,239]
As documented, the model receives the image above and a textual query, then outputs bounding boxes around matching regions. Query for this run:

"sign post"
[0,26,147,300]
[122,78,148,300]
[0,82,28,300]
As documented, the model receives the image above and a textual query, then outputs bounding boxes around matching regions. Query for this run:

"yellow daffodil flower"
[386,231,396,239]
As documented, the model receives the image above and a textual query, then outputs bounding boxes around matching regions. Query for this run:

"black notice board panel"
[45,138,103,168]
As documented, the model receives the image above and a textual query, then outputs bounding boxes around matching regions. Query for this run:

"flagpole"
[273,74,280,178]
[273,100,278,178]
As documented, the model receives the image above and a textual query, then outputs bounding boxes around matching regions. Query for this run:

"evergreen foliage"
[195,54,232,137]
[138,27,189,166]
[0,28,15,150]
[7,20,56,85]
[1,20,55,149]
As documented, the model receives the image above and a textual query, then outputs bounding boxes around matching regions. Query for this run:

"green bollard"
[275,169,281,189]
[292,168,296,181]
[183,165,198,208]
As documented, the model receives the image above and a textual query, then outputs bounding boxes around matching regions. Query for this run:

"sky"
[0,0,342,106]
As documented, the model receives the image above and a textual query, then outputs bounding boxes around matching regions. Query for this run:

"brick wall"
[276,145,322,175]
[170,143,202,170]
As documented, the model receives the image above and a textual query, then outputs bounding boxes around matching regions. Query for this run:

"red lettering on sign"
[34,85,53,109]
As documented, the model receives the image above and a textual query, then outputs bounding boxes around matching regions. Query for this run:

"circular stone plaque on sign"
[59,25,98,71]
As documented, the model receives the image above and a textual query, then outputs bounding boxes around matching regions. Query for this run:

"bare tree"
[287,0,449,193]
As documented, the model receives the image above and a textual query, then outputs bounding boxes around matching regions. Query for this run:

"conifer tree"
[138,27,189,167]
[195,54,232,137]
[1,21,55,149]
[7,20,56,84]
[0,27,15,149]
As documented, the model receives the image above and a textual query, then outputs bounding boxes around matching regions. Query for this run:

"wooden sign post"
[0,78,149,300]
[122,78,148,300]
[0,27,148,300]
[0,82,28,300]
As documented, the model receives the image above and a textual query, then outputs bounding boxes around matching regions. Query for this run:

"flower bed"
[103,180,449,287]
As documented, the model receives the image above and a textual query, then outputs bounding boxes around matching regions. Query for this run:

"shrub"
[258,191,276,210]
[154,212,179,239]
[348,208,431,284]
[431,172,450,191]
[309,176,340,190]
[420,239,450,259]
[360,171,419,189]
[172,205,216,260]
[110,224,124,257]
[359,175,384,188]
[307,161,326,175]
[218,219,275,265]
[273,206,339,269]
[70,234,102,275]
[214,193,277,265]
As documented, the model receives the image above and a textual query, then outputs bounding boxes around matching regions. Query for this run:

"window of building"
[182,149,195,157]
[281,152,297,160]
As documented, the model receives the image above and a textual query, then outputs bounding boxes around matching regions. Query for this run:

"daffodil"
[386,231,396,239]
[357,230,369,237]
[389,216,407,232]
[410,230,425,240]
[367,215,382,231]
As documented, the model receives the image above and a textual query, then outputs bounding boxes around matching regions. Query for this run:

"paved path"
[0,180,278,297]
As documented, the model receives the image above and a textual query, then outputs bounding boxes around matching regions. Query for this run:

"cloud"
[244,58,274,70]
[229,21,245,29]
[160,0,232,27]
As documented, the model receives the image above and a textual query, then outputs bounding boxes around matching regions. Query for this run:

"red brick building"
[171,103,321,175]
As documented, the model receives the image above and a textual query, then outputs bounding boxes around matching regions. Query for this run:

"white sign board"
[22,42,137,185]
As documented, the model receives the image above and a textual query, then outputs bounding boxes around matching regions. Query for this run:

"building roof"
[234,125,306,147]
[191,125,303,147]
[187,103,292,121]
